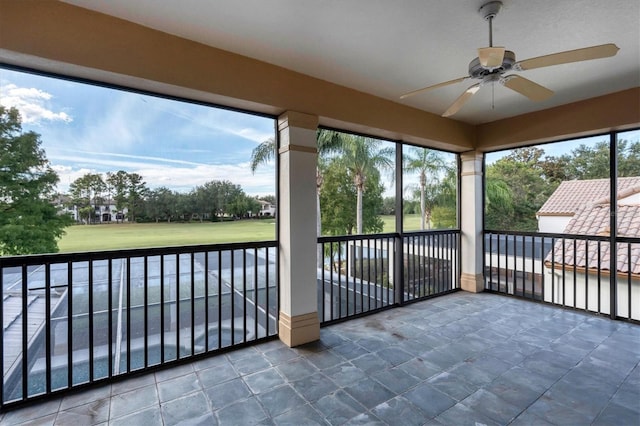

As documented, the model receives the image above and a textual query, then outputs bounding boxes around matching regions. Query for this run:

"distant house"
[536,177,640,233]
[257,200,276,217]
[540,178,640,320]
[53,196,128,223]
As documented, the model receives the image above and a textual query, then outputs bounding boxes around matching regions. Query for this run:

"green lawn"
[58,220,277,253]
[58,215,426,253]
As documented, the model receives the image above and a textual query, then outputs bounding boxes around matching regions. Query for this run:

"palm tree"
[403,147,446,230]
[250,130,342,268]
[337,135,394,234]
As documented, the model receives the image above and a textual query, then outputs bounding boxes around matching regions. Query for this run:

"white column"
[460,151,484,292]
[277,111,320,346]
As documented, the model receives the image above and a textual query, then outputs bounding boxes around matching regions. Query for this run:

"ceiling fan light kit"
[400,1,620,117]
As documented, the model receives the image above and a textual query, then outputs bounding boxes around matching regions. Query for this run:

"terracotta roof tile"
[545,205,640,275]
[537,177,640,215]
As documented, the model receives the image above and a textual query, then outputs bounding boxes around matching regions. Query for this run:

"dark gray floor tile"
[610,383,640,413]
[343,377,395,409]
[59,384,111,411]
[397,357,440,380]
[324,362,367,387]
[305,349,345,370]
[427,372,476,401]
[153,362,194,382]
[110,373,156,395]
[215,396,268,425]
[197,362,240,388]
[526,395,594,425]
[593,402,640,426]
[291,372,339,402]
[420,348,462,370]
[371,395,430,426]
[230,352,272,375]
[356,336,390,352]
[435,402,500,426]
[276,357,317,382]
[53,398,110,426]
[343,412,386,425]
[109,406,162,426]
[272,403,325,426]
[448,362,494,386]
[509,410,554,426]
[157,372,202,402]
[376,346,414,366]
[484,371,543,409]
[350,353,390,374]
[263,347,299,366]
[258,384,306,418]
[331,342,369,360]
[243,367,285,394]
[460,389,521,425]
[0,398,61,426]
[313,390,366,426]
[205,377,252,410]
[371,366,420,395]
[404,382,457,418]
[109,383,159,420]
[161,391,211,426]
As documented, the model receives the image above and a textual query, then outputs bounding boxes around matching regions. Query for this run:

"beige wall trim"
[476,88,640,151]
[278,145,318,155]
[278,312,320,347]
[460,171,482,177]
[460,273,484,293]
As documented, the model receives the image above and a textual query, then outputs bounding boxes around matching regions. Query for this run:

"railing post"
[609,132,617,319]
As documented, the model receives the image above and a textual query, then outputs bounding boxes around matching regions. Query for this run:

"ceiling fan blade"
[514,43,619,71]
[442,83,481,117]
[400,76,469,99]
[501,75,553,101]
[478,47,505,68]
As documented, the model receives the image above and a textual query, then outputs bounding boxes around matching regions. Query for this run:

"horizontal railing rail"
[484,230,639,322]
[317,230,460,324]
[0,240,278,409]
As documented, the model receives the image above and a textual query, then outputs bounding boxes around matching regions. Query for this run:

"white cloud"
[0,83,73,124]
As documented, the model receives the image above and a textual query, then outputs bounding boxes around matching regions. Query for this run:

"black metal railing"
[0,241,278,409]
[484,230,639,322]
[403,230,460,303]
[317,230,460,324]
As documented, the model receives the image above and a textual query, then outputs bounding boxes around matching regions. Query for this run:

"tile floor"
[1,292,639,425]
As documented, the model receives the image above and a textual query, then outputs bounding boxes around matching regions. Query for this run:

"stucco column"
[460,151,484,292]
[277,111,321,347]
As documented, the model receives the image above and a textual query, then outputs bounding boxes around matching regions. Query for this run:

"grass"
[57,215,427,253]
[58,220,277,253]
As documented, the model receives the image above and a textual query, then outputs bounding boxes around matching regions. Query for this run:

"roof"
[537,177,640,216]
[544,204,640,275]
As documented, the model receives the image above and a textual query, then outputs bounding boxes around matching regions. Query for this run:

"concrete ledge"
[461,273,484,293]
[278,311,320,347]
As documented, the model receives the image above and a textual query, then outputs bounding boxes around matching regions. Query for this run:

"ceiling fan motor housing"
[469,50,515,78]
[479,1,503,20]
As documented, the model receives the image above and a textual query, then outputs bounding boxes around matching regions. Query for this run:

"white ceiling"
[63,0,639,125]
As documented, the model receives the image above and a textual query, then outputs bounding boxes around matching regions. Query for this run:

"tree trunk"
[316,189,323,269]
[420,184,426,231]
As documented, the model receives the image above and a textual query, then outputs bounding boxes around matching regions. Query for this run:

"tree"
[335,135,393,234]
[69,173,105,224]
[403,147,447,230]
[0,106,72,255]
[319,160,384,235]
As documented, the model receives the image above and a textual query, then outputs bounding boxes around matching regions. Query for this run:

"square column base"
[461,273,484,293]
[278,312,320,347]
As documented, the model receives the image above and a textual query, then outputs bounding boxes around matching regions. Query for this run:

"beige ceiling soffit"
[0,0,474,151]
[475,88,640,151]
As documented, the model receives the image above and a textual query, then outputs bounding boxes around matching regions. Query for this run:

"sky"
[0,68,277,196]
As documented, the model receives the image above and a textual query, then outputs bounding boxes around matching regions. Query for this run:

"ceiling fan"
[400,1,619,117]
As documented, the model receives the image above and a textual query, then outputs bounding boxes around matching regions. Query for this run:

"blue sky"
[0,68,276,196]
